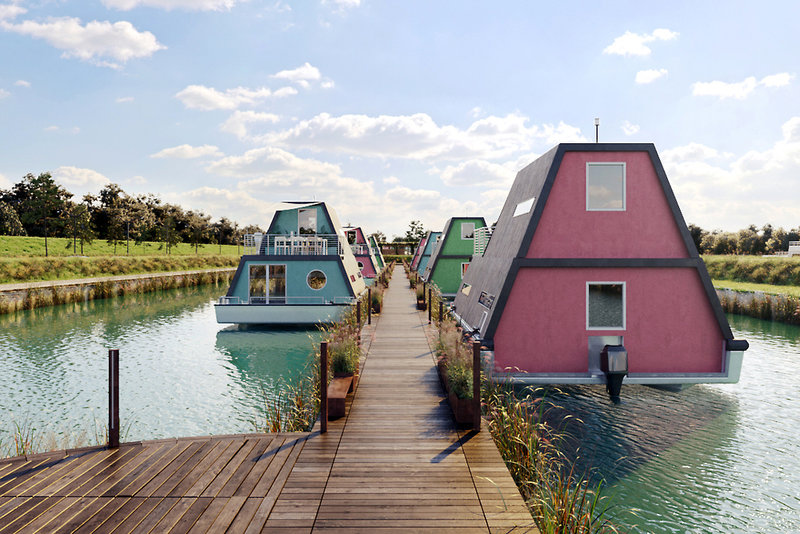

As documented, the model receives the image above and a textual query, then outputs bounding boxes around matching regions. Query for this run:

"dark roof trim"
[517,258,698,268]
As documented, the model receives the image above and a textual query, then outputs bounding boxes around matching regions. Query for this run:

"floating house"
[343,226,381,284]
[215,201,366,324]
[368,234,386,271]
[422,218,486,297]
[410,231,442,274]
[452,143,748,390]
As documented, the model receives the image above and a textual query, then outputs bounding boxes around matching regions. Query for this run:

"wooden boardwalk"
[0,265,535,532]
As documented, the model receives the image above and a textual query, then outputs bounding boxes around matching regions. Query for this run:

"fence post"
[108,349,120,448]
[356,299,361,328]
[472,341,481,432]
[321,341,328,434]
[368,287,372,325]
[438,300,443,325]
[428,287,432,324]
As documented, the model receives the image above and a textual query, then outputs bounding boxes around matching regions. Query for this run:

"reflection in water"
[0,284,319,443]
[544,314,800,532]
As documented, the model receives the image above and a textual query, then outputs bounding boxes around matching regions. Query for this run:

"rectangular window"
[298,208,317,235]
[587,282,625,330]
[461,262,470,279]
[587,162,625,211]
[249,265,267,303]
[269,264,286,303]
[478,291,495,309]
[513,197,535,217]
[461,222,475,240]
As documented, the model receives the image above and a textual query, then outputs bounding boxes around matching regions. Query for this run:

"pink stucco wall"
[355,254,376,278]
[493,268,724,374]
[527,152,689,258]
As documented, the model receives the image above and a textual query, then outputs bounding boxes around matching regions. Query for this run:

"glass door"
[269,264,286,303]
[249,265,267,303]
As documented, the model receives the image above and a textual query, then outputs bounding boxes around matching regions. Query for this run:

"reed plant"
[0,416,125,459]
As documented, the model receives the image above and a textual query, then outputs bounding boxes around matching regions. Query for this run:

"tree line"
[689,224,799,255]
[0,172,263,256]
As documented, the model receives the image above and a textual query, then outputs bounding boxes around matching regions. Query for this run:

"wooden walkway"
[0,265,535,532]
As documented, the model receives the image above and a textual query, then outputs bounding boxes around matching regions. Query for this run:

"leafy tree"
[0,201,26,236]
[403,220,425,245]
[64,202,94,255]
[159,216,181,254]
[371,230,387,244]
[687,224,706,253]
[186,210,211,254]
[9,173,73,256]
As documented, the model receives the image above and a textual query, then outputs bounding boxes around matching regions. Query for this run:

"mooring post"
[356,299,361,328]
[320,341,328,434]
[368,287,372,325]
[428,287,432,324]
[438,300,443,324]
[472,341,481,432]
[108,349,120,448]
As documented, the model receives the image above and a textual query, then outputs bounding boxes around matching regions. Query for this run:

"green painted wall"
[440,218,486,255]
[429,257,470,295]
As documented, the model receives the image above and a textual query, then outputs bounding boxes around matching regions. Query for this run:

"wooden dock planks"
[0,265,536,532]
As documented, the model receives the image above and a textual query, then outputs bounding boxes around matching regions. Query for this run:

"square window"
[461,222,475,240]
[298,208,317,234]
[587,163,625,211]
[587,282,625,329]
[461,262,470,279]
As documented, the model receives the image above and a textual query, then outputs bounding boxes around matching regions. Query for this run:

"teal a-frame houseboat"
[369,234,386,271]
[422,218,487,297]
[411,231,441,274]
[215,201,366,325]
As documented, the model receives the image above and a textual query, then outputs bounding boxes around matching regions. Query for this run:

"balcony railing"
[243,233,343,256]
[350,243,371,255]
[218,295,357,305]
[473,226,493,255]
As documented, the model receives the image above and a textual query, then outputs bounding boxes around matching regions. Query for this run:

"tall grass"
[703,255,800,286]
[0,235,240,258]
[1,415,131,459]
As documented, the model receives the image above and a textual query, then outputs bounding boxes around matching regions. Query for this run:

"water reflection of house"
[453,143,748,388]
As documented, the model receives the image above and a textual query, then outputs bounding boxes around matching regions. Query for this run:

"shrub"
[447,357,472,399]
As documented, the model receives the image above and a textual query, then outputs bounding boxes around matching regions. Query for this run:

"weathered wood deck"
[0,265,536,532]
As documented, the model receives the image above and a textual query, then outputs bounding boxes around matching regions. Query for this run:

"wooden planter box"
[416,299,427,310]
[448,393,476,426]
[334,371,358,393]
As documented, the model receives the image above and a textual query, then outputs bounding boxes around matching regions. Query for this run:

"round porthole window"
[307,270,326,290]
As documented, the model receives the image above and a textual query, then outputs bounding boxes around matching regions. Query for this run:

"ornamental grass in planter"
[415,284,427,310]
[370,290,383,314]
[329,337,360,392]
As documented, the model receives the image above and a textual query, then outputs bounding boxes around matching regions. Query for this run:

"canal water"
[1,285,798,530]
[0,283,321,447]
[544,314,800,532]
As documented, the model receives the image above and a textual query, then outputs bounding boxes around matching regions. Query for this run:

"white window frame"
[461,262,470,279]
[461,222,476,240]
[586,162,626,212]
[586,281,626,330]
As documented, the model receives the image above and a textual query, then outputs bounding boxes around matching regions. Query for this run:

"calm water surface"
[0,283,320,443]
[2,286,798,531]
[545,314,800,532]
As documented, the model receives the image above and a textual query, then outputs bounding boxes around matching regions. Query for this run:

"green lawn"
[712,279,800,298]
[0,235,240,257]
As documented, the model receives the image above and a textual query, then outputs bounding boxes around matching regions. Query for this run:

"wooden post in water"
[108,349,120,448]
[472,341,481,432]
[320,342,328,434]
[368,287,372,325]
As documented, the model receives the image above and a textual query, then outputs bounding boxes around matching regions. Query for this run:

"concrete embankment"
[716,288,800,325]
[0,268,235,314]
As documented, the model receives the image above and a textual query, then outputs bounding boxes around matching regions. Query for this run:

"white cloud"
[322,0,361,10]
[663,117,800,230]
[0,4,26,20]
[262,112,586,161]
[621,120,640,136]
[382,176,400,184]
[221,110,280,139]
[603,28,678,57]
[0,88,9,99]
[760,72,794,87]
[52,166,111,188]
[129,175,148,185]
[175,84,295,110]
[102,0,236,11]
[14,79,30,87]
[44,125,59,131]
[439,159,515,188]
[1,17,165,68]
[272,62,321,89]
[206,146,341,182]
[692,73,794,100]
[0,172,11,188]
[150,144,223,159]
[635,68,667,84]
[116,96,134,103]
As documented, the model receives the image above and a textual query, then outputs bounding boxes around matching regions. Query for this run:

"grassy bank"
[704,254,800,286]
[712,279,800,298]
[0,254,238,284]
[0,235,240,257]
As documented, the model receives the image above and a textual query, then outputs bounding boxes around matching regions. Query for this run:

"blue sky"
[1,0,798,239]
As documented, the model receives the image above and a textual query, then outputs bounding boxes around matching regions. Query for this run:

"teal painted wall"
[231,258,351,302]
[268,205,334,235]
